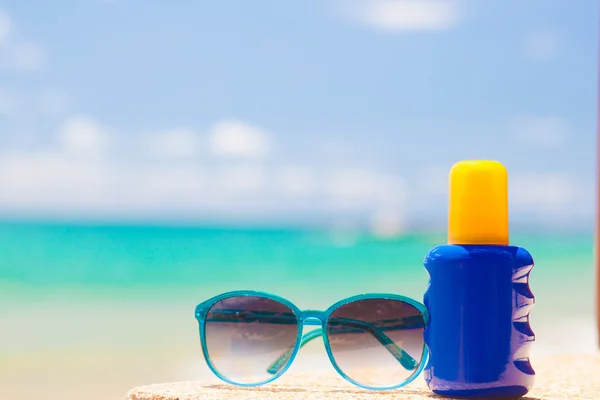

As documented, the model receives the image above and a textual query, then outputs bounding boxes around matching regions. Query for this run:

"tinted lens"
[204,296,299,384]
[326,298,426,388]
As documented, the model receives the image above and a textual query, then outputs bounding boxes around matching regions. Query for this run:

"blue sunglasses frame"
[195,290,429,390]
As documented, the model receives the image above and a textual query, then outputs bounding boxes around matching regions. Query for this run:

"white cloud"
[0,151,196,212]
[510,172,578,213]
[0,152,206,212]
[335,0,460,32]
[208,119,270,158]
[131,165,205,205]
[0,10,12,45]
[37,89,70,119]
[510,116,569,149]
[143,128,199,159]
[214,164,266,193]
[59,115,109,157]
[5,40,44,71]
[276,165,316,198]
[0,135,411,223]
[0,152,111,208]
[0,116,277,218]
[0,10,45,71]
[0,87,69,119]
[3,118,591,227]
[326,167,408,209]
[524,30,561,61]
[0,88,69,124]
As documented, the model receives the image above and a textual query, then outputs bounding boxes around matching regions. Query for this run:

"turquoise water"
[0,222,594,308]
[0,223,439,286]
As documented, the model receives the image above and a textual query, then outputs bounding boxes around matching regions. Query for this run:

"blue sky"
[0,0,597,232]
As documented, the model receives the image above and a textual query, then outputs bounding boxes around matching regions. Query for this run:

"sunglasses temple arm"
[266,329,323,375]
[368,325,418,370]
[266,320,418,375]
[329,319,419,370]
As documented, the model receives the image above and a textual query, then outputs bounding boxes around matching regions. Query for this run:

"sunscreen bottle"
[423,160,535,398]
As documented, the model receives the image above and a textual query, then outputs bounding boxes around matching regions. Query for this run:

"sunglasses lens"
[326,298,426,389]
[204,296,299,384]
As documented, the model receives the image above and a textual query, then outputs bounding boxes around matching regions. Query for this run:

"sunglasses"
[194,290,429,390]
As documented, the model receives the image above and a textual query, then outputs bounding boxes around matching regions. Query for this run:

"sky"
[0,0,597,232]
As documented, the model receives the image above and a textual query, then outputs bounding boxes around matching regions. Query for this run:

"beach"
[0,223,596,399]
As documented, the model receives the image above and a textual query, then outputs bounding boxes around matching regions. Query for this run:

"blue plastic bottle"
[423,160,535,398]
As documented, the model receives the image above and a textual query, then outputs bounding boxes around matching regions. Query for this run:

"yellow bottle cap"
[448,160,509,245]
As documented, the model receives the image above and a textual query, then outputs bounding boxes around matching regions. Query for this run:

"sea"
[0,222,596,399]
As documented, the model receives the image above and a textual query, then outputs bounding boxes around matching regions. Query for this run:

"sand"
[126,353,600,400]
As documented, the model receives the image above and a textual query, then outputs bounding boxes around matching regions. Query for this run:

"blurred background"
[0,1,597,399]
